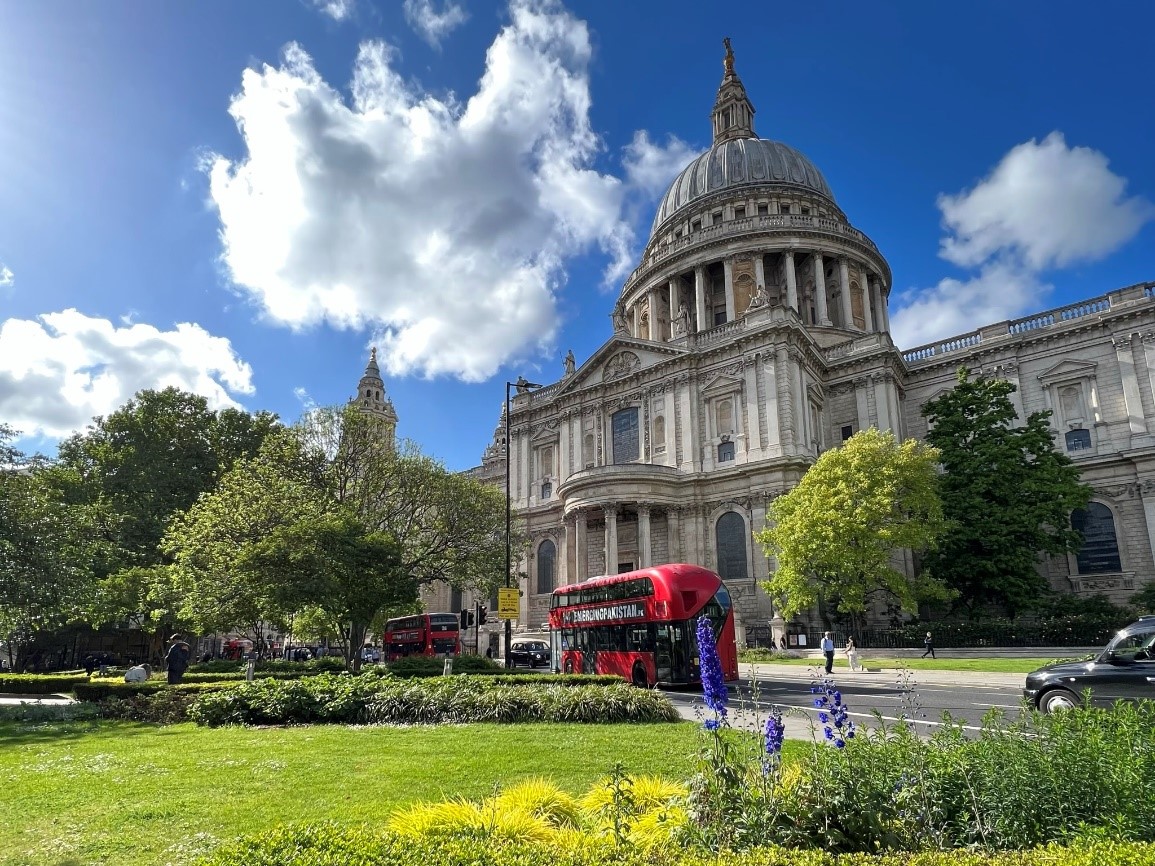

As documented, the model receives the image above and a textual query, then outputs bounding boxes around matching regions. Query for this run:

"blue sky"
[1,0,1152,471]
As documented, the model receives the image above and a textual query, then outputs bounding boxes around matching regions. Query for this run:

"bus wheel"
[631,663,648,688]
[563,658,574,674]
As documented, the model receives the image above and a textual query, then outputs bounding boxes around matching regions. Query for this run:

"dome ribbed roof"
[650,137,835,237]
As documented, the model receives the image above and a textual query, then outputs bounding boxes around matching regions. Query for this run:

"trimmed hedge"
[187,673,680,727]
[195,828,1155,866]
[0,674,90,694]
[74,679,240,702]
[384,655,505,677]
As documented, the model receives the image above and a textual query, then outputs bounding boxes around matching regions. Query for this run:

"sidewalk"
[0,693,76,706]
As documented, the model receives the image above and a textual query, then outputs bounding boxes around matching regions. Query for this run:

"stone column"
[870,278,884,334]
[792,355,809,451]
[694,265,707,333]
[861,271,875,332]
[668,278,679,334]
[878,282,891,331]
[1114,335,1149,437]
[753,255,766,294]
[838,258,854,329]
[648,287,662,341]
[813,254,831,326]
[604,505,619,575]
[1139,480,1155,575]
[559,414,571,481]
[775,345,794,451]
[762,352,781,455]
[784,250,799,312]
[667,507,681,562]
[855,377,870,430]
[743,357,762,459]
[631,303,640,337]
[1140,332,1155,425]
[638,504,652,568]
[574,509,588,582]
[871,373,893,433]
[723,258,736,323]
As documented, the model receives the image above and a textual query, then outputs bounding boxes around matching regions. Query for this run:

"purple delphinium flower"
[696,615,728,728]
[761,711,785,777]
[812,676,856,748]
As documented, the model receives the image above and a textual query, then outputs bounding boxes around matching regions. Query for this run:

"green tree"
[0,427,100,670]
[755,428,946,624]
[922,369,1091,615]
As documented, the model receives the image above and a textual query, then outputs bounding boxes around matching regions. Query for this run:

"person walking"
[921,631,936,659]
[845,636,860,673]
[820,631,835,674]
[165,634,191,684]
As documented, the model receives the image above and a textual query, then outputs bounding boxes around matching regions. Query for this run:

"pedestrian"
[845,636,860,673]
[83,655,96,677]
[780,635,789,652]
[820,631,835,674]
[165,634,191,684]
[124,663,150,683]
[922,631,935,659]
[485,646,493,659]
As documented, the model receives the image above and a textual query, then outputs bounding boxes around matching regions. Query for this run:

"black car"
[509,640,550,669]
[1024,615,1155,712]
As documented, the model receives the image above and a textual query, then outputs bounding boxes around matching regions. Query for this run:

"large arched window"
[715,511,748,583]
[612,408,639,464]
[537,539,556,595]
[1072,502,1121,574]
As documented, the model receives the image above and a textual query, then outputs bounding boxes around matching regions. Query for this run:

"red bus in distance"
[549,563,739,687]
[383,613,461,660]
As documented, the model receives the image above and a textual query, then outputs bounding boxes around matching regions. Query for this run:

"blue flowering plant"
[810,677,856,748]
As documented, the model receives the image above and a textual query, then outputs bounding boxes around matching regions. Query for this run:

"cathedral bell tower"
[711,37,756,144]
[353,347,398,445]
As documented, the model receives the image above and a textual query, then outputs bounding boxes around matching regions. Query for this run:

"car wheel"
[1040,688,1079,713]
[631,663,648,688]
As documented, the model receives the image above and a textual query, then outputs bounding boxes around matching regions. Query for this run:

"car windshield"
[1105,627,1155,662]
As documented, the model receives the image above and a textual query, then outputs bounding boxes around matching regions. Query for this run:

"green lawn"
[739,654,1078,673]
[0,719,746,866]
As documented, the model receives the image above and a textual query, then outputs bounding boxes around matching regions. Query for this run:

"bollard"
[246,653,256,682]
[442,656,453,677]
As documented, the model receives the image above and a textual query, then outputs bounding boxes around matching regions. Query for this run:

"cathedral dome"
[650,137,835,238]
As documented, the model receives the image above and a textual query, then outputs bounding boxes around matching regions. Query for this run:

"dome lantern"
[712,38,755,144]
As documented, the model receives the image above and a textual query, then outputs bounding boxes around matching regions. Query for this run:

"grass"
[738,654,1077,673]
[0,719,785,866]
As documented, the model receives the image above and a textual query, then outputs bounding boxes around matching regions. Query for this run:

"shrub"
[98,689,203,724]
[74,680,239,702]
[738,648,806,663]
[0,701,102,723]
[188,674,680,727]
[0,674,90,694]
[385,655,504,678]
[195,827,1155,866]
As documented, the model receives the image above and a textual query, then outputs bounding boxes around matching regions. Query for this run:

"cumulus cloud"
[622,131,699,199]
[208,0,635,382]
[309,0,354,21]
[893,132,1153,348]
[403,0,468,47]
[0,310,253,438]
[0,264,13,287]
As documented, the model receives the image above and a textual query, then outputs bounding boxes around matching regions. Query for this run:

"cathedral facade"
[444,46,1155,640]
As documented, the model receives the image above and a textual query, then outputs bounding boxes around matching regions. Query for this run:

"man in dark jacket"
[165,635,190,684]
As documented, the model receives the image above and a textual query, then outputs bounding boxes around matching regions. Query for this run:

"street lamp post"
[505,377,542,668]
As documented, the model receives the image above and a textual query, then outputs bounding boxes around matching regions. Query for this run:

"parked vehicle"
[509,640,550,668]
[1024,615,1155,712]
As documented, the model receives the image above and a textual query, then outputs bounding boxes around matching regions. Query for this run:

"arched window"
[612,408,640,464]
[715,511,748,582]
[537,540,556,595]
[1072,502,1121,574]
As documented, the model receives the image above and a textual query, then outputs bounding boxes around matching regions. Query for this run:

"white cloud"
[622,130,699,199]
[0,310,254,438]
[309,0,354,22]
[0,264,13,287]
[403,0,468,47]
[208,0,636,382]
[893,132,1153,348]
[890,259,1047,349]
[939,132,1153,270]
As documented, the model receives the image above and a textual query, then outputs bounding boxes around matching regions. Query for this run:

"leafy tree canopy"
[755,427,946,621]
[921,368,1091,615]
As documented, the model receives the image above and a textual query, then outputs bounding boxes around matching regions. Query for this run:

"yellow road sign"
[497,587,520,619]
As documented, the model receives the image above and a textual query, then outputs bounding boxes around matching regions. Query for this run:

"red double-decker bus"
[548,563,739,688]
[383,613,461,660]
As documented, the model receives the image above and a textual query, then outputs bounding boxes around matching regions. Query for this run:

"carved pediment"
[701,372,743,395]
[550,335,690,394]
[1037,359,1098,385]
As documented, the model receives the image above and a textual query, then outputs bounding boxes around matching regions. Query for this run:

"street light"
[505,376,543,668]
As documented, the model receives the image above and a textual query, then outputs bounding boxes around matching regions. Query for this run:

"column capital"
[783,248,795,260]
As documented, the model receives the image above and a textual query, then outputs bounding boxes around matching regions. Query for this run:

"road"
[662,662,1028,739]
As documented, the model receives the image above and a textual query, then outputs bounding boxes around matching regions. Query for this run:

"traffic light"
[460,609,467,628]
[478,605,488,625]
